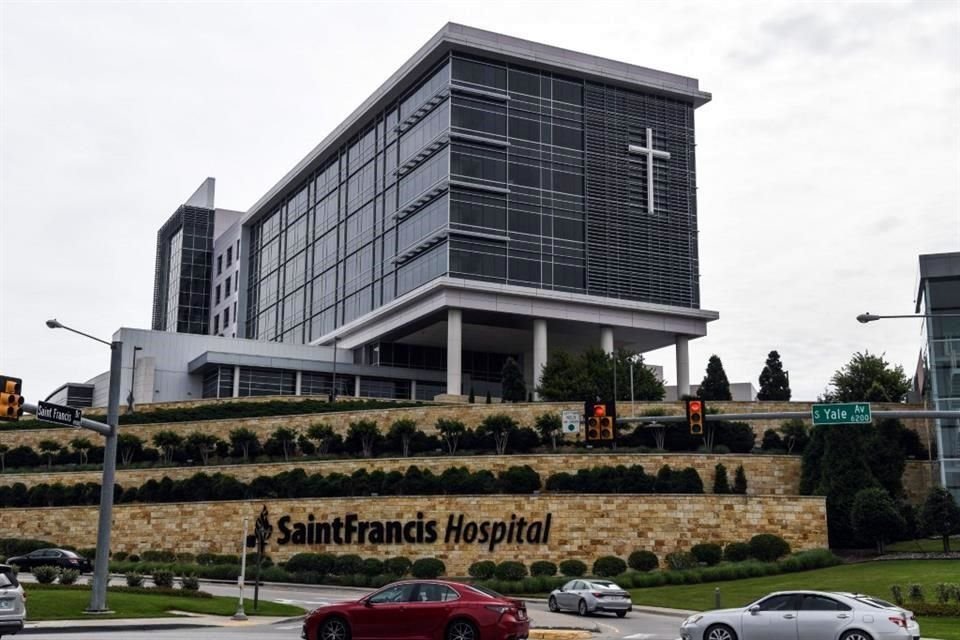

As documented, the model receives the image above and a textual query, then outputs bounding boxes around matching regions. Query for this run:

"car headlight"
[682,614,703,626]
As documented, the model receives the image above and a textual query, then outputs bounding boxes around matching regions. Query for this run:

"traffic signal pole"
[620,409,960,425]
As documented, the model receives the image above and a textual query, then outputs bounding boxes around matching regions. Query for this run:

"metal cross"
[626,128,671,214]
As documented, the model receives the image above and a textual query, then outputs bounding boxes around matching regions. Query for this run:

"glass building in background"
[917,251,960,500]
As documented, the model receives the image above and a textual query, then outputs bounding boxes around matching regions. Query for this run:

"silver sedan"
[680,590,919,640]
[548,579,632,617]
[0,568,25,638]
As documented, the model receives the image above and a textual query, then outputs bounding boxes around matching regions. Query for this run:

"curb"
[21,623,214,635]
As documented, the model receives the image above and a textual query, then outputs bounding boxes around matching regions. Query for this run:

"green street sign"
[811,402,872,426]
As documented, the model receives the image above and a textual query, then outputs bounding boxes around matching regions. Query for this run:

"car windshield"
[589,581,620,590]
[0,567,19,587]
[465,584,504,599]
[854,595,899,609]
[0,574,12,588]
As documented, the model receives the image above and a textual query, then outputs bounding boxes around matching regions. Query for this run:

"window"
[217,255,223,275]
[213,314,220,334]
[225,276,232,296]
[450,190,506,231]
[398,148,448,205]
[452,56,506,91]
[451,143,506,186]
[801,595,850,611]
[226,246,233,266]
[235,271,239,292]
[552,77,583,105]
[757,595,797,611]
[368,583,416,604]
[451,97,506,138]
[450,237,506,281]
[413,583,459,603]
[215,285,221,305]
[397,243,447,295]
[224,306,230,327]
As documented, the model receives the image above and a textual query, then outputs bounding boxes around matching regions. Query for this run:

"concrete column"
[676,336,690,398]
[447,308,463,396]
[410,380,417,401]
[232,366,240,398]
[533,319,547,401]
[354,376,361,398]
[600,326,614,355]
[295,371,302,396]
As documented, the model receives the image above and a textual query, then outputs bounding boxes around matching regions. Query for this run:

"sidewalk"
[21,614,302,634]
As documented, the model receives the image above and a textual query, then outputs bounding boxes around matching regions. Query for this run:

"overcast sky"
[1,0,958,403]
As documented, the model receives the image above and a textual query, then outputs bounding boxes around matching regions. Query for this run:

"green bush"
[411,558,445,578]
[33,565,59,584]
[592,556,627,577]
[260,566,292,582]
[333,554,363,576]
[153,570,175,588]
[176,553,196,564]
[891,585,904,606]
[469,561,497,579]
[216,554,241,565]
[495,561,528,580]
[628,550,659,572]
[361,558,384,577]
[58,569,80,585]
[690,543,723,566]
[909,584,924,602]
[665,551,697,571]
[128,554,141,562]
[559,559,586,577]
[181,574,200,591]
[113,552,129,562]
[723,542,751,563]
[196,553,218,566]
[285,553,335,575]
[384,557,411,577]
[142,550,176,563]
[530,561,557,577]
[749,534,791,562]
[125,572,145,587]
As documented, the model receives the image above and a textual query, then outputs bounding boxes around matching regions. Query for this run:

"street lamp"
[857,312,960,323]
[46,318,121,614]
[329,336,340,403]
[126,346,143,413]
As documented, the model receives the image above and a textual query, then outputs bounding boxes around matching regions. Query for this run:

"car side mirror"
[749,605,760,615]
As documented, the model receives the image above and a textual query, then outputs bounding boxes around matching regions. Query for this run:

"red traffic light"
[593,404,606,417]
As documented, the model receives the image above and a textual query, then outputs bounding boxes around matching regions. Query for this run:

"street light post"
[46,319,120,614]
[857,312,960,323]
[127,346,142,413]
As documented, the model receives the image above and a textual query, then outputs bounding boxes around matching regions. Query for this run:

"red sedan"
[301,579,529,640]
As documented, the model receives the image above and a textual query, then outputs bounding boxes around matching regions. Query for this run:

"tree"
[732,465,748,494]
[306,423,337,455]
[436,419,466,455]
[500,357,526,403]
[826,351,911,403]
[228,428,260,462]
[713,463,731,494]
[267,427,299,462]
[920,487,960,552]
[185,432,221,466]
[698,355,732,401]
[757,350,791,401]
[0,444,7,472]
[851,488,905,554]
[117,433,144,466]
[485,390,492,404]
[69,437,93,466]
[537,348,665,402]
[779,419,809,454]
[38,439,61,470]
[348,419,380,458]
[388,419,418,457]
[535,413,562,451]
[477,414,518,455]
[152,430,183,465]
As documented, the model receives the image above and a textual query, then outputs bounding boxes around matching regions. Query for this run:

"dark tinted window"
[801,595,850,611]
[453,57,506,90]
[758,595,797,611]
[369,583,416,604]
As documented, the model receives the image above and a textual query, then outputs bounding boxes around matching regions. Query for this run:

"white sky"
[1,0,958,403]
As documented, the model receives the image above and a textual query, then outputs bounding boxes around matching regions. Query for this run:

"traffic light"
[686,398,705,436]
[584,401,617,441]
[600,400,616,440]
[0,376,24,422]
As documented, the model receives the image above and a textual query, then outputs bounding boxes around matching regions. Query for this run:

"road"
[19,578,687,639]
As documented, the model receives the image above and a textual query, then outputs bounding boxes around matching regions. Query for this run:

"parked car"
[6,549,92,573]
[301,579,529,640]
[548,579,632,617]
[0,569,25,638]
[679,590,920,640]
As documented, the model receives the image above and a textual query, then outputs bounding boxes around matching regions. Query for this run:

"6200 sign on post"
[811,402,872,426]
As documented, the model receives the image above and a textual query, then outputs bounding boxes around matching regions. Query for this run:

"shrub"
[260,566,291,582]
[559,559,586,577]
[286,553,335,575]
[411,558,445,578]
[665,551,697,571]
[384,557,411,577]
[592,555,626,577]
[128,554,140,563]
[361,558,384,577]
[59,569,80,585]
[749,534,791,562]
[113,552,129,562]
[691,543,723,566]
[723,542,751,563]
[628,550,659,572]
[181,574,200,591]
[530,561,557,577]
[497,466,541,493]
[142,550,176,563]
[126,572,145,587]
[891,585,904,606]
[908,584,924,602]
[176,553,196,564]
[495,561,528,580]
[469,560,497,579]
[78,548,97,560]
[936,583,952,605]
[153,570,175,588]
[333,554,363,576]
[33,565,59,584]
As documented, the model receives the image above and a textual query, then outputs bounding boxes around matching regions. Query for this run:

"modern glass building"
[917,251,960,499]
[144,24,719,401]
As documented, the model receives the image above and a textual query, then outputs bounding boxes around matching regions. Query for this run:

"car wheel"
[318,617,350,640]
[577,599,588,616]
[705,624,737,640]
[616,611,627,618]
[548,596,560,612]
[840,631,874,640]
[446,619,477,640]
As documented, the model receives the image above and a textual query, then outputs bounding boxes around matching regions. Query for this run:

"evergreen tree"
[732,465,748,494]
[713,463,731,494]
[500,357,527,403]
[815,425,880,547]
[698,355,732,401]
[468,387,476,404]
[826,351,911,403]
[485,390,492,404]
[851,487,905,553]
[920,487,960,552]
[536,348,665,401]
[757,350,791,401]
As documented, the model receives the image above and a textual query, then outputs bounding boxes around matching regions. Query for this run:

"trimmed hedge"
[749,534,791,562]
[628,550,659,572]
[495,561,528,580]
[559,559,587,577]
[411,558,445,579]
[530,561,557,577]
[723,542,750,563]
[691,543,723,566]
[592,556,627,577]
[469,561,496,579]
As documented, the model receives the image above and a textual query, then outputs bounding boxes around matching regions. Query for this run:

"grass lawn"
[24,585,305,621]
[629,560,960,640]
[887,536,960,553]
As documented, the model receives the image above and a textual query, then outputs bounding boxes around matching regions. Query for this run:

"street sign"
[811,402,872,426]
[561,410,580,434]
[36,400,83,427]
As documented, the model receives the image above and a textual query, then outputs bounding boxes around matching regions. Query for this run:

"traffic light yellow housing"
[0,375,24,422]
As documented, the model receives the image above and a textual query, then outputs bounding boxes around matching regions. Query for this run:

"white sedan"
[679,590,919,640]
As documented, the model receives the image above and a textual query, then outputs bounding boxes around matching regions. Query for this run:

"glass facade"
[243,50,700,344]
[152,205,215,334]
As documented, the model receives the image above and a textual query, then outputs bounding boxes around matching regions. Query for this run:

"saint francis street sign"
[36,400,83,428]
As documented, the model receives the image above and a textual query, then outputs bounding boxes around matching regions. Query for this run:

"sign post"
[253,506,272,611]
[561,410,580,435]
[811,402,872,426]
[36,401,83,428]
[232,518,249,621]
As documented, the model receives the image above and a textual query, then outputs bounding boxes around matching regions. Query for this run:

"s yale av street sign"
[36,400,83,427]
[811,402,872,426]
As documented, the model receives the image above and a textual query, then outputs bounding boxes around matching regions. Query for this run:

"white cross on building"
[626,128,671,214]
